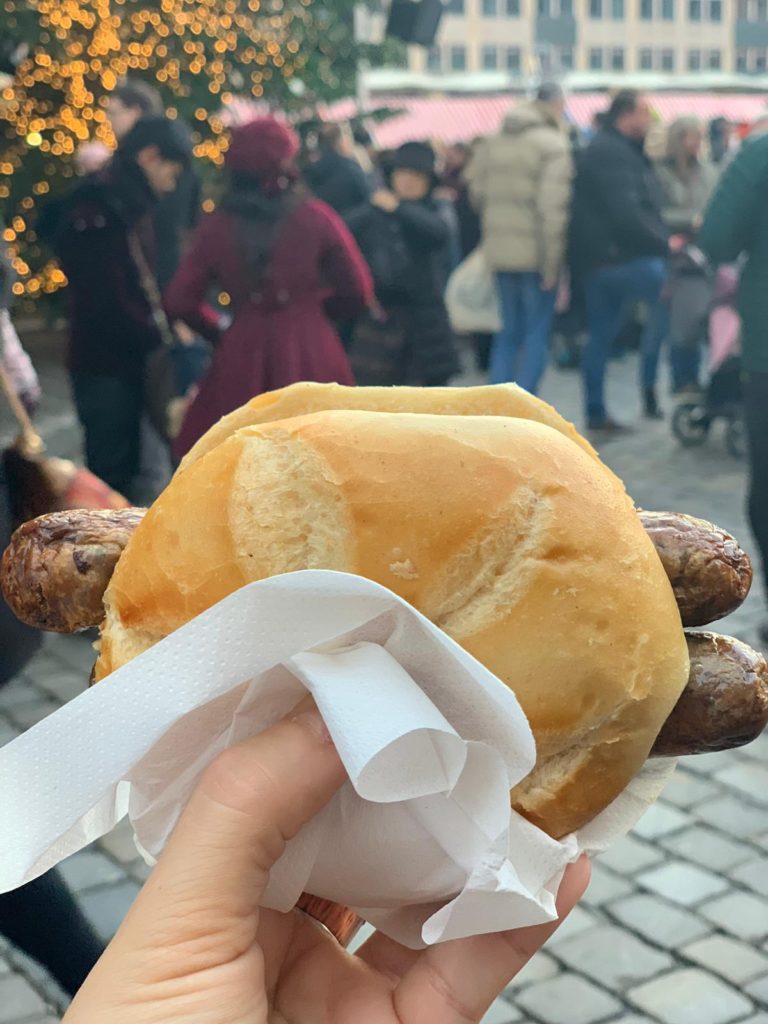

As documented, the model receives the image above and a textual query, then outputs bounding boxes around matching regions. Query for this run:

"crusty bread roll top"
[179,381,601,471]
[98,402,689,840]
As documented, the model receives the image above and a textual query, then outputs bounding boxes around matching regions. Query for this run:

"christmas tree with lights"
[1,0,391,303]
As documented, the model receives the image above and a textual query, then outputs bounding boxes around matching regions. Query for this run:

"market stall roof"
[224,70,768,148]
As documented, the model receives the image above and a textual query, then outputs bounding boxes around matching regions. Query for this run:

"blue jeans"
[583,257,666,423]
[490,272,556,395]
[641,300,702,393]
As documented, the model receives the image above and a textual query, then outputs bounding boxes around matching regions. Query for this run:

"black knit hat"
[119,115,192,167]
[392,140,437,181]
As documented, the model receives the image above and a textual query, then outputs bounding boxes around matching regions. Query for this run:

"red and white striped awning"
[328,95,514,146]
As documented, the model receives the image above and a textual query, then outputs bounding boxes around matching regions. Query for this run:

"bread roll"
[179,381,601,471]
[98,410,689,839]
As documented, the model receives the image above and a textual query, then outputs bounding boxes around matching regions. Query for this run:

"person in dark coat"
[0,462,105,999]
[346,141,460,387]
[570,90,671,434]
[46,117,191,502]
[105,79,202,290]
[166,117,372,459]
[306,122,370,217]
[698,132,768,644]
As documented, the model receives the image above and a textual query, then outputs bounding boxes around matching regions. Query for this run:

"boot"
[643,388,663,420]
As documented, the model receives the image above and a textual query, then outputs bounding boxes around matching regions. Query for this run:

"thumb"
[117,703,346,954]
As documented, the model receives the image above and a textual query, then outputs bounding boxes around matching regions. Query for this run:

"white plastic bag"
[446,248,502,335]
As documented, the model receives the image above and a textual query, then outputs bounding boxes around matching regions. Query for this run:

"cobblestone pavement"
[1,337,767,1022]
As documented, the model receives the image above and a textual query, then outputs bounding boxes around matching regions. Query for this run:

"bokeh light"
[1,0,370,303]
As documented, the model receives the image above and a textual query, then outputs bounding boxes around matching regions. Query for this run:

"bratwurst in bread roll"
[3,384,765,840]
[92,408,691,839]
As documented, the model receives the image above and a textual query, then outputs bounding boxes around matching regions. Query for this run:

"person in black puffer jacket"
[346,141,460,387]
[570,90,672,434]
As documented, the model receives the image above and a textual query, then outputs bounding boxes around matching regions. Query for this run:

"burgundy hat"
[225,116,299,178]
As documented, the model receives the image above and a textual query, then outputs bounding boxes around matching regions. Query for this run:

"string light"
[1,0,371,304]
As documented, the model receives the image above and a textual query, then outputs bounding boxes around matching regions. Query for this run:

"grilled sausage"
[0,508,145,633]
[0,508,756,634]
[651,632,768,757]
[639,510,752,627]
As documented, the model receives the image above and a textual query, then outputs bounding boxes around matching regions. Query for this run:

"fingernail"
[290,701,333,744]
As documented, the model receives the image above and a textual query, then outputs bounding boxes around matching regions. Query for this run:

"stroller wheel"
[672,402,710,447]
[726,416,747,459]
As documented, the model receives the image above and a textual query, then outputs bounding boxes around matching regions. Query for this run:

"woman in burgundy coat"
[166,117,372,457]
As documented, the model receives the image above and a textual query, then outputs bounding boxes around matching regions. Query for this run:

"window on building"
[661,47,675,69]
[612,0,625,16]
[506,0,521,13]
[589,46,604,68]
[561,0,574,14]
[737,0,749,16]
[590,0,604,15]
[709,0,722,18]
[482,0,498,14]
[736,48,749,71]
[537,0,550,12]
[481,44,498,68]
[640,0,653,18]
[708,49,722,68]
[687,49,701,69]
[506,46,522,71]
[445,0,465,12]
[689,0,702,18]
[426,46,442,71]
[611,46,625,69]
[560,46,575,68]
[757,49,768,70]
[450,45,467,70]
[639,47,654,69]
[758,0,768,17]
[662,0,675,17]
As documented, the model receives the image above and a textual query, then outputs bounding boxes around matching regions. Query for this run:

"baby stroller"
[672,263,746,458]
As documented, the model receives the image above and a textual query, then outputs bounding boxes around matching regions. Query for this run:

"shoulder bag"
[127,231,211,442]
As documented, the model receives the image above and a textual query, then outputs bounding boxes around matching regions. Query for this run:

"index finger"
[118,704,347,953]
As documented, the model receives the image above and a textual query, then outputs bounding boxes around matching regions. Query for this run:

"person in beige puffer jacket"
[467,84,573,394]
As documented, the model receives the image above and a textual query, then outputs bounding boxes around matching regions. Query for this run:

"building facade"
[410,0,768,76]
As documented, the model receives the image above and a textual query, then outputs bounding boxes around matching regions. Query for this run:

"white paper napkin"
[0,571,675,948]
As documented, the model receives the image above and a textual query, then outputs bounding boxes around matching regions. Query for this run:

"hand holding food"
[63,706,590,1024]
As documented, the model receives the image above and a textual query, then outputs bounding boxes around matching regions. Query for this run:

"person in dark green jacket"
[698,134,768,642]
